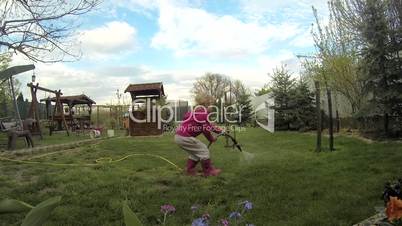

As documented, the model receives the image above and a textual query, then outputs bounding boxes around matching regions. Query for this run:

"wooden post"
[2,97,8,117]
[45,99,50,120]
[55,91,69,136]
[224,91,229,147]
[116,105,119,129]
[233,125,236,150]
[314,81,321,152]
[68,101,73,131]
[336,110,340,133]
[384,113,389,136]
[96,105,99,127]
[327,89,334,151]
[27,83,43,139]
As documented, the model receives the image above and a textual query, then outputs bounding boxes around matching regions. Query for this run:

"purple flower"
[160,204,176,214]
[229,211,241,219]
[220,219,230,226]
[241,200,253,211]
[192,217,209,226]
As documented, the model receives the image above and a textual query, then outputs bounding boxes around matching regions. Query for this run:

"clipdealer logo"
[128,98,275,133]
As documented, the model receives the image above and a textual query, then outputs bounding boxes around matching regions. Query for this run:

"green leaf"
[0,199,33,214]
[122,201,143,226]
[21,196,61,226]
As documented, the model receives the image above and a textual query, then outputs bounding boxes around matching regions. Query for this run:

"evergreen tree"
[236,93,253,126]
[294,78,316,131]
[359,0,392,134]
[254,85,271,96]
[330,0,402,136]
[270,65,296,130]
[385,1,402,133]
[17,93,27,119]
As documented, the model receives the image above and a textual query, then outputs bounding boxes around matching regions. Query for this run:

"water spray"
[208,132,257,163]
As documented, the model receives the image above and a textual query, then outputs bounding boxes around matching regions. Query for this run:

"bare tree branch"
[0,0,102,63]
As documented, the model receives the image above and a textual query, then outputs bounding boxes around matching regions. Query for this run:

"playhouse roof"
[41,94,96,105]
[124,82,165,97]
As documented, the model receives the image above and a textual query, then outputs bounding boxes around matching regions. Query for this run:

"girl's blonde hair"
[194,93,214,107]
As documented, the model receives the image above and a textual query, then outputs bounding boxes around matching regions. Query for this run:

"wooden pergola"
[125,82,165,136]
[40,94,96,134]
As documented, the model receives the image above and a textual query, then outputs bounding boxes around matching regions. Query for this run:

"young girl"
[175,94,223,177]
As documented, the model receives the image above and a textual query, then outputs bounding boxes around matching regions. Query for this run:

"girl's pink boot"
[186,159,198,176]
[201,159,221,177]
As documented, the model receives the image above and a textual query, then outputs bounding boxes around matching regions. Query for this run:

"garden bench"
[7,130,34,150]
[1,118,34,150]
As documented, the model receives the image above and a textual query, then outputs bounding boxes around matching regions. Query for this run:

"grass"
[0,128,401,225]
[0,132,88,151]
[0,129,127,151]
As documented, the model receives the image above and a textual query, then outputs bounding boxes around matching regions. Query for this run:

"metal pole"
[327,89,334,151]
[9,78,23,129]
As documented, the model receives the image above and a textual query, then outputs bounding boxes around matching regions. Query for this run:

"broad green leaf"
[21,196,61,226]
[0,199,33,214]
[122,201,143,226]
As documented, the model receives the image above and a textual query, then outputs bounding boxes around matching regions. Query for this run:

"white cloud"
[239,0,328,49]
[8,55,129,104]
[220,53,301,88]
[8,53,191,104]
[6,1,314,104]
[110,0,158,17]
[257,51,295,71]
[111,0,203,12]
[79,21,137,59]
[151,1,301,58]
[105,0,204,19]
[164,82,194,101]
[240,0,328,23]
[28,64,130,104]
[10,54,301,105]
[120,0,159,10]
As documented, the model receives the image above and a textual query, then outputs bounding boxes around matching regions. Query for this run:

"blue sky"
[13,0,328,104]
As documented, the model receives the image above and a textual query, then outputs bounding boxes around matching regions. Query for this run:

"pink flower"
[220,219,229,226]
[160,204,176,214]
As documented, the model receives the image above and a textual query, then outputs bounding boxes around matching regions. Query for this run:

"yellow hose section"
[0,153,182,171]
[25,148,83,160]
[95,153,182,171]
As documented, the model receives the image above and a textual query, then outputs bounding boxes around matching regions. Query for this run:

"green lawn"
[0,129,127,151]
[0,128,401,225]
[0,132,88,151]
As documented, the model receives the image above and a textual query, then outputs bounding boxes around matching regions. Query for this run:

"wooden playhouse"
[125,82,165,136]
